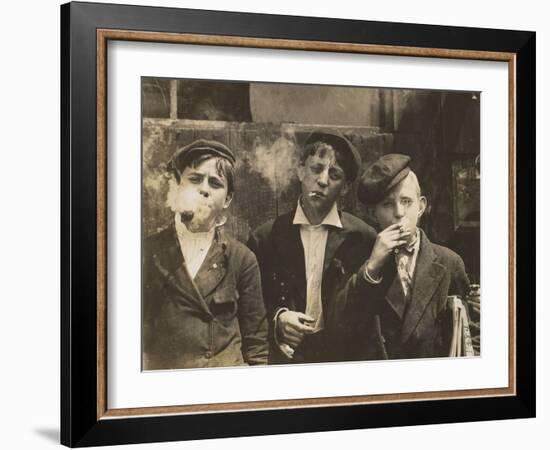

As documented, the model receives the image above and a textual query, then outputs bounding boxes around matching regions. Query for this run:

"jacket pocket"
[210,286,239,323]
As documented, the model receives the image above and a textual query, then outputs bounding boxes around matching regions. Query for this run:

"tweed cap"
[304,131,362,182]
[167,139,236,175]
[358,153,411,205]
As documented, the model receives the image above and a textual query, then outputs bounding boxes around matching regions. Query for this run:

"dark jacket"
[142,225,268,369]
[332,228,470,360]
[248,209,377,363]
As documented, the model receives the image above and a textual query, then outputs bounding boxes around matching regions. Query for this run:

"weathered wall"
[142,79,480,281]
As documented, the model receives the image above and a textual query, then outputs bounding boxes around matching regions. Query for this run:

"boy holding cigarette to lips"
[142,139,268,370]
[248,131,377,364]
[332,153,470,360]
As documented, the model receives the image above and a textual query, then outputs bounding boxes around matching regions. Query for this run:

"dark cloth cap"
[358,153,411,205]
[167,139,236,175]
[304,131,361,181]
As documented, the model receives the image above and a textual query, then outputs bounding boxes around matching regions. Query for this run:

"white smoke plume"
[165,178,216,231]
[247,131,300,193]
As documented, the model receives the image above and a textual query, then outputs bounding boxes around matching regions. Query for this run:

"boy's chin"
[185,221,215,233]
[304,194,331,209]
[184,214,217,233]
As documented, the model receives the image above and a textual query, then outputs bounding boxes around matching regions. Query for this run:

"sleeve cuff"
[273,308,294,358]
[273,307,289,348]
[363,261,383,284]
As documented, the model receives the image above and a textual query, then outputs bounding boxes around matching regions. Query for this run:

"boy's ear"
[297,163,305,182]
[223,192,233,209]
[418,195,427,219]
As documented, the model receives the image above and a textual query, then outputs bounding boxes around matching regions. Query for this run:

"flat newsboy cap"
[304,131,361,181]
[358,153,411,205]
[167,139,236,175]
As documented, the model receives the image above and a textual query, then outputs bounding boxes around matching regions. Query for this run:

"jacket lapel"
[323,226,347,275]
[273,213,307,311]
[384,272,408,320]
[193,230,228,301]
[400,230,446,344]
[151,225,211,317]
[272,208,352,313]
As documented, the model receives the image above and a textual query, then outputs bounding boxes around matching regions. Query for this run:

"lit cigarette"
[180,210,194,222]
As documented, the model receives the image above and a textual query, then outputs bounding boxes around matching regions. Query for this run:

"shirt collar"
[401,228,420,255]
[292,198,343,228]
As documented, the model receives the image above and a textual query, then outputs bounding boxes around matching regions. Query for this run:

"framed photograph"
[61,1,535,447]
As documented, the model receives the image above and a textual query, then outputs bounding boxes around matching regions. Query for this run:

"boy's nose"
[199,180,210,197]
[317,170,329,188]
[395,204,405,218]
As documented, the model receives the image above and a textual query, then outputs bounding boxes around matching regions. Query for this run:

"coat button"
[280,282,285,287]
[205,351,212,359]
[281,296,286,302]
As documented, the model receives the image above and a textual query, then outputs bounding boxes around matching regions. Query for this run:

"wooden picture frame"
[61,1,535,446]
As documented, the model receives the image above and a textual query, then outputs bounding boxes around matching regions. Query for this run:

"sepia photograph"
[141,77,481,371]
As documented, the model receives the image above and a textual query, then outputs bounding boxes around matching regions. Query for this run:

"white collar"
[395,229,421,272]
[292,199,343,228]
[403,229,420,254]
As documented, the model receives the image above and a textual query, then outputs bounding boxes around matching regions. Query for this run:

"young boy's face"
[373,173,427,233]
[298,146,348,216]
[173,157,232,232]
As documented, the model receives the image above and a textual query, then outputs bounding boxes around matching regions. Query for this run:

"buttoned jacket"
[248,209,377,363]
[142,225,268,369]
[332,229,471,360]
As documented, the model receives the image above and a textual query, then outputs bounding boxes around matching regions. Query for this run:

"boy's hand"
[277,310,315,349]
[367,223,411,278]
